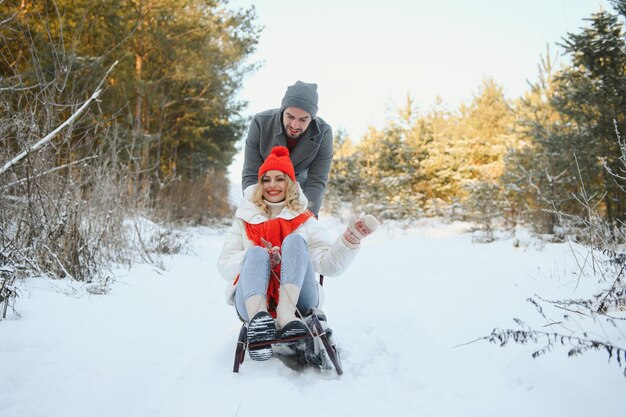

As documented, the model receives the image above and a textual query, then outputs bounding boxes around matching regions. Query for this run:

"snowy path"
[1,219,624,417]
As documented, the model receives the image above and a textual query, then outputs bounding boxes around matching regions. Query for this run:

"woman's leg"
[235,246,276,361]
[277,234,319,328]
[234,246,271,322]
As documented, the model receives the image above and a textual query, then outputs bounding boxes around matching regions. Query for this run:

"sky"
[226,0,614,182]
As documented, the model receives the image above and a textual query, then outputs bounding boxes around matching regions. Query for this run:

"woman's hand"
[342,214,380,249]
[268,246,281,269]
[261,238,281,269]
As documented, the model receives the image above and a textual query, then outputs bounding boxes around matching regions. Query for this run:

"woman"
[217,146,378,361]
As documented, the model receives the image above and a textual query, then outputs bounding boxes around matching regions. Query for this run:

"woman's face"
[261,170,286,203]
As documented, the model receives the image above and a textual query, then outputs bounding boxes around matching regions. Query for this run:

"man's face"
[282,107,312,139]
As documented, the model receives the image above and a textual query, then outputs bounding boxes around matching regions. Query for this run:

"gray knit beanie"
[280,81,319,118]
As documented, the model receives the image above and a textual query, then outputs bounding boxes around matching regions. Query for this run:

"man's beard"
[286,126,303,139]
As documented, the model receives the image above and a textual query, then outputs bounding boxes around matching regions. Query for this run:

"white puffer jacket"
[217,184,358,304]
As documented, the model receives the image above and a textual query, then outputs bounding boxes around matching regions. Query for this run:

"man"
[241,81,333,217]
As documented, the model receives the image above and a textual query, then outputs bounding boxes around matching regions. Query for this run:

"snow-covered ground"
[1,218,624,417]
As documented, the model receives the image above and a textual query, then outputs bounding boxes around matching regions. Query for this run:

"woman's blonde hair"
[253,174,305,216]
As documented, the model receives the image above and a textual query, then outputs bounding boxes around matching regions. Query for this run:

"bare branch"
[0,156,98,191]
[0,60,118,177]
[0,84,40,92]
[0,2,22,27]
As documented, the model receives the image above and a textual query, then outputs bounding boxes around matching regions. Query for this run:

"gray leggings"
[235,233,319,321]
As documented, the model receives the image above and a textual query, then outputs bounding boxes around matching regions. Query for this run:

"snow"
[1,218,624,417]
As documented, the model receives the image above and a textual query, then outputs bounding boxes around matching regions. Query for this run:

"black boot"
[276,320,308,348]
[247,311,276,361]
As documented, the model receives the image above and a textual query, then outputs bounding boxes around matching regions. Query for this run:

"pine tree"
[503,49,576,234]
[353,96,426,219]
[457,78,514,225]
[325,129,360,214]
[552,9,626,226]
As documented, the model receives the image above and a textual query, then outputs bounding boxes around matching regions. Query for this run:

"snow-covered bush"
[0,16,156,299]
[0,254,18,320]
[485,123,626,378]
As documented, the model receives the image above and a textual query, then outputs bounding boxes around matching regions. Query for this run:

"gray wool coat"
[241,108,333,216]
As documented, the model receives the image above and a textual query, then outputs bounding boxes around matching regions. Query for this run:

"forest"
[0,0,625,293]
[1,0,259,287]
[328,6,626,244]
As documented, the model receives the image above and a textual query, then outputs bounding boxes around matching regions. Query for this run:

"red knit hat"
[258,146,296,181]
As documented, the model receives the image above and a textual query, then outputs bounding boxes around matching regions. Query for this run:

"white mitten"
[341,214,379,249]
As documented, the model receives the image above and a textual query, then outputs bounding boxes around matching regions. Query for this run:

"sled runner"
[233,307,343,375]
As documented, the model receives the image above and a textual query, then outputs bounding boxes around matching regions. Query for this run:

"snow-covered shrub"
[485,122,626,378]
[148,228,187,255]
[0,20,151,288]
[0,260,17,319]
[486,290,626,377]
